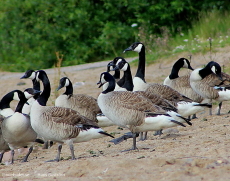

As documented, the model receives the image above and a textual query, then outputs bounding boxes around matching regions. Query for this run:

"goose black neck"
[199,66,212,79]
[113,70,120,80]
[0,92,14,109]
[37,72,50,106]
[102,79,116,94]
[64,81,73,95]
[135,46,146,82]
[32,79,40,99]
[15,97,27,113]
[122,65,134,91]
[169,63,181,79]
[117,74,125,87]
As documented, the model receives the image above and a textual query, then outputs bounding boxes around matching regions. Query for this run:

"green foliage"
[0,0,229,71]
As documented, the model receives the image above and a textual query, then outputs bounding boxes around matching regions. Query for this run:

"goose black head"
[57,77,70,91]
[113,58,128,71]
[207,61,223,80]
[175,58,194,70]
[23,88,41,99]
[21,70,36,80]
[97,72,114,88]
[123,42,144,53]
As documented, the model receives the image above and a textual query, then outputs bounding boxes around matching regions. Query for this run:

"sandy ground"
[0,47,230,181]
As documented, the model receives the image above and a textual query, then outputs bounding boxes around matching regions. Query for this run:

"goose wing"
[42,106,99,129]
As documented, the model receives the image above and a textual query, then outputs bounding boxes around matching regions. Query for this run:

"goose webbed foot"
[191,114,198,119]
[21,146,33,162]
[109,132,138,144]
[45,158,60,162]
[154,129,163,136]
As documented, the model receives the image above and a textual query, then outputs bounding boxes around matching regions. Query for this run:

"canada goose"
[56,77,101,122]
[0,116,10,163]
[21,70,53,149]
[29,70,114,161]
[21,70,41,115]
[103,57,126,91]
[1,88,41,164]
[163,58,204,103]
[112,58,191,140]
[190,61,230,115]
[123,42,212,117]
[163,58,205,119]
[97,72,186,150]
[56,76,114,127]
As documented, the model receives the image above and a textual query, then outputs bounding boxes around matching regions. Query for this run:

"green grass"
[142,11,230,64]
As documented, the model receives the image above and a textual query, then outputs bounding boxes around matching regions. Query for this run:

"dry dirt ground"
[1,47,230,181]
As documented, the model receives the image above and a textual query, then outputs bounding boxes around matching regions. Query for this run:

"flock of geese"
[0,42,230,164]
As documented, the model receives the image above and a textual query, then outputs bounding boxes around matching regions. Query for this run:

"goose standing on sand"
[163,58,204,118]
[0,89,25,163]
[190,61,230,115]
[111,58,191,140]
[97,72,186,151]
[123,42,211,117]
[1,88,41,164]
[29,70,114,162]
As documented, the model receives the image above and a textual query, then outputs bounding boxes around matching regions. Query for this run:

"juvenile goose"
[1,88,41,164]
[29,70,114,161]
[97,72,186,150]
[123,42,212,117]
[190,61,230,115]
[55,77,101,122]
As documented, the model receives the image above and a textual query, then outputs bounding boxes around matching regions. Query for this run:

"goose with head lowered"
[123,42,212,117]
[29,70,114,162]
[97,72,187,151]
[1,88,42,164]
[190,61,230,115]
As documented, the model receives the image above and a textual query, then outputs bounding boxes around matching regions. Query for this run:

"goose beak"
[56,85,62,91]
[33,89,42,95]
[20,74,27,79]
[123,46,132,53]
[112,66,119,71]
[107,62,115,67]
[97,81,104,88]
[217,73,223,81]
[188,65,194,70]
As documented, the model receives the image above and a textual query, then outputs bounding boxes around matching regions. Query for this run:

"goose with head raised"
[97,72,186,150]
[1,88,41,164]
[29,70,114,161]
[123,42,212,117]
